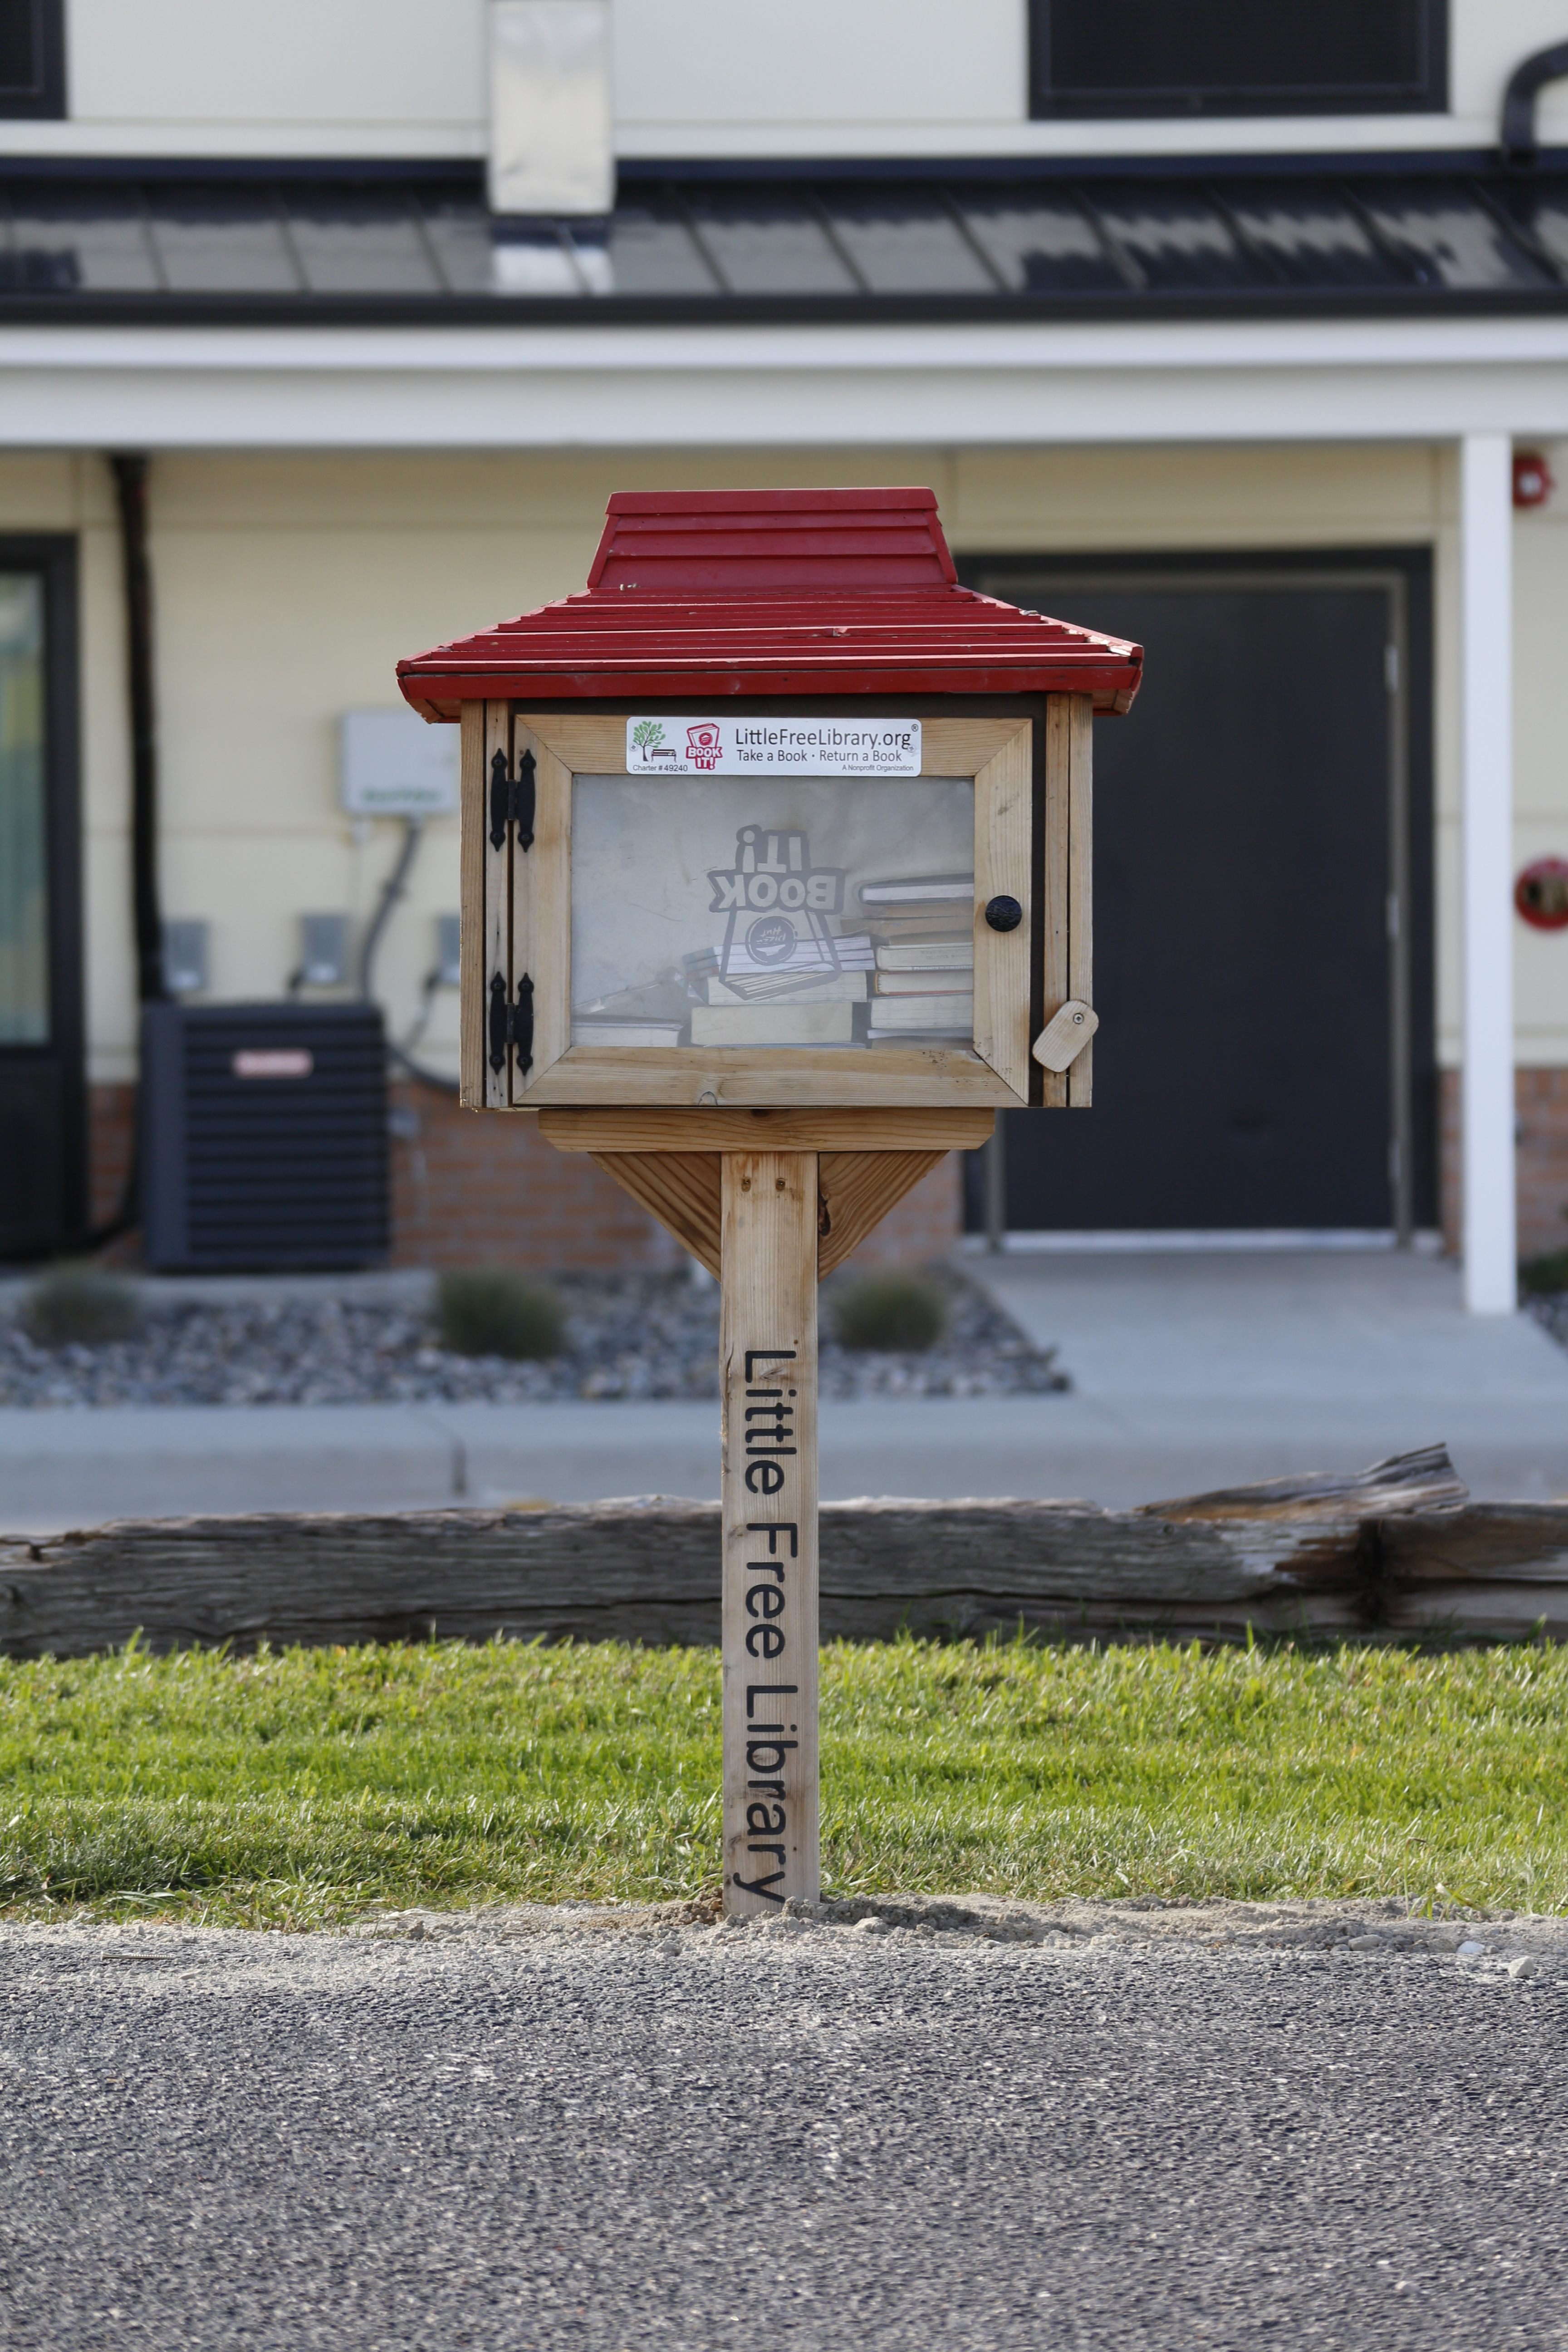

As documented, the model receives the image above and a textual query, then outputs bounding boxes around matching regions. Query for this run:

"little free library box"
[398,486,1143,1913]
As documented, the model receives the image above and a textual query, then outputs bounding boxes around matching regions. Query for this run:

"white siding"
[0,0,1560,163]
[42,0,486,158]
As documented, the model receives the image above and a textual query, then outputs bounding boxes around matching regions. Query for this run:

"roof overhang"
[2,314,1568,448]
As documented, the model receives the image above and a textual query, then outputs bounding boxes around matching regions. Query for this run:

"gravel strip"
[0,1267,1065,1410]
[337,1887,1568,1962]
[2,1895,1564,2350]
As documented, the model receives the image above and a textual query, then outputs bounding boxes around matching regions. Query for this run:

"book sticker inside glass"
[571,776,976,1051]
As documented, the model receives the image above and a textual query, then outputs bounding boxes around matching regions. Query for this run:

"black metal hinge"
[487,970,535,1076]
[488,747,537,852]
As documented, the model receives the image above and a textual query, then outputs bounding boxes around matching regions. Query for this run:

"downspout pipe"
[111,453,167,1006]
[1501,41,1568,168]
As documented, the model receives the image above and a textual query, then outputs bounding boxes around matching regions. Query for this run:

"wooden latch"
[1032,999,1098,1072]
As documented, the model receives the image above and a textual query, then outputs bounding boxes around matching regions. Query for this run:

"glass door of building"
[0,542,83,1258]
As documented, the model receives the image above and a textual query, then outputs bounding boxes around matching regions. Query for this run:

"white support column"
[1459,431,1517,1314]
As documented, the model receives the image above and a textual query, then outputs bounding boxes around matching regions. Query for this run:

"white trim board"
[0,118,1519,167]
[2,318,1568,447]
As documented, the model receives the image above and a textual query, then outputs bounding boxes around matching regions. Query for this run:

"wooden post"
[720,1149,820,1916]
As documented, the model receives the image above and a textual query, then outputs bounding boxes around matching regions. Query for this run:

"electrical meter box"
[397,487,1141,1115]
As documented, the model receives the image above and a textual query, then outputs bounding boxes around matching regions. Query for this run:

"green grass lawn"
[1,1635,1565,1928]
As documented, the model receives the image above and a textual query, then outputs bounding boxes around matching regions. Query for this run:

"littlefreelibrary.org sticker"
[627,716,921,777]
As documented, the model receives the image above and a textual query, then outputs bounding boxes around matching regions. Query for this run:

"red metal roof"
[397,487,1143,717]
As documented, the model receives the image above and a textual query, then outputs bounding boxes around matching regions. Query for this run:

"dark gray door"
[967,564,1427,1234]
[0,540,83,1259]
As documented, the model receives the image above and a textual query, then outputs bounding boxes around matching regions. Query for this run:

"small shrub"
[1521,1250,1568,1297]
[24,1264,142,1348]
[831,1270,947,1354]
[433,1269,564,1361]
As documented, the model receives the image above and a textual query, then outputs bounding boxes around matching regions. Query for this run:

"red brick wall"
[387,1088,681,1270]
[387,1089,965,1273]
[1515,1070,1568,1261]
[85,1083,139,1264]
[1439,1067,1568,1264]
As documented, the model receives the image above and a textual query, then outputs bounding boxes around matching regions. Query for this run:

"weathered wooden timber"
[4,1445,1563,1658]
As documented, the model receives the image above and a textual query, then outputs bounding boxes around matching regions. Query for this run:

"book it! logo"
[686,721,723,770]
[709,825,845,980]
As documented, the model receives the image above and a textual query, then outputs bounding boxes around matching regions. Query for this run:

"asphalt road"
[2,1898,1566,2351]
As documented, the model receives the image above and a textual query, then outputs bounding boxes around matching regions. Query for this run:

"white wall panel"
[613,0,1021,127]
[62,0,484,147]
[1453,0,1568,145]
[0,0,1549,162]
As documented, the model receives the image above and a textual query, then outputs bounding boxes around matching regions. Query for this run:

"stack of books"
[686,936,874,1002]
[860,876,975,1040]
[685,932,874,1045]
[572,1015,687,1048]
[689,1001,855,1046]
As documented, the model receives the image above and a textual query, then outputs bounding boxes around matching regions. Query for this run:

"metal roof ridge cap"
[603,485,939,513]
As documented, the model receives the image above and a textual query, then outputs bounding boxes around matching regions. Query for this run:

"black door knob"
[984,895,1023,933]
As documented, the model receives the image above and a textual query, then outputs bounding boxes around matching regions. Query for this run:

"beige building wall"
[11,438,1568,1093]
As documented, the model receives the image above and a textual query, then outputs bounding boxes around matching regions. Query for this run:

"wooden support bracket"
[547,1107,994,1281]
[587,1150,723,1277]
[539,1107,995,1155]
[817,1150,949,1277]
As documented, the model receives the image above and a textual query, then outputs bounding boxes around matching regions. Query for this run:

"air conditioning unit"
[140,1002,389,1273]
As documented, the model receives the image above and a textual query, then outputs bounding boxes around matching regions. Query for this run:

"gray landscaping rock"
[0,1268,1065,1410]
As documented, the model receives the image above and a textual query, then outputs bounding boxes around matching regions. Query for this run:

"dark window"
[0,0,65,117]
[1031,0,1447,118]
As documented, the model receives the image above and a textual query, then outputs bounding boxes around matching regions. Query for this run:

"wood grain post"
[720,1149,820,1916]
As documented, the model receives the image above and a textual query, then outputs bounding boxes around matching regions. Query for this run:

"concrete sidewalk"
[0,1395,1137,1529]
[966,1243,1568,1504]
[2,1247,1566,1528]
